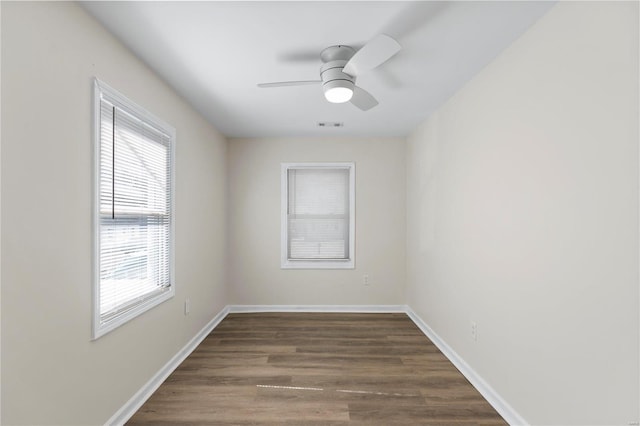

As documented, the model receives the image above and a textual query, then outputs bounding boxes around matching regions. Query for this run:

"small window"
[281,163,355,269]
[93,79,175,338]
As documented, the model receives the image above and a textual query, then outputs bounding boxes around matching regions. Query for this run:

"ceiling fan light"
[325,87,353,103]
[323,80,354,103]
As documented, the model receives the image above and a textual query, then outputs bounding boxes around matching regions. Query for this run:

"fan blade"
[350,86,379,111]
[277,50,322,63]
[380,2,447,41]
[258,81,321,88]
[342,34,401,77]
[278,44,364,64]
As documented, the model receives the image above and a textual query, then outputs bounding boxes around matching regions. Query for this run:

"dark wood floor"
[128,313,507,425]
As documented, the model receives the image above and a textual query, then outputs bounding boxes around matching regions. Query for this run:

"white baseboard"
[105,305,230,426]
[228,304,408,313]
[405,307,528,426]
[107,304,525,426]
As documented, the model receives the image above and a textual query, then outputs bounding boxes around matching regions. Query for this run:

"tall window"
[93,79,175,338]
[281,163,355,269]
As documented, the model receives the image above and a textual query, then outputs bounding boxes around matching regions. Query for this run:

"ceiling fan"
[258,34,401,111]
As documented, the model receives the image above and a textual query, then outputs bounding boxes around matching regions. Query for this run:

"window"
[281,163,355,269]
[93,79,175,338]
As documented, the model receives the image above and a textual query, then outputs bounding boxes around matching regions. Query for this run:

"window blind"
[98,97,172,325]
[287,168,350,260]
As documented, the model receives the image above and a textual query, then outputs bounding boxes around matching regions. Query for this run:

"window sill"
[92,286,174,339]
[281,259,354,269]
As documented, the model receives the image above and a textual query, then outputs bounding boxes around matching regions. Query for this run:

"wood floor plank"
[127,313,507,425]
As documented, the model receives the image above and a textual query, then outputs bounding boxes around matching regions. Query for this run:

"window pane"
[99,216,170,319]
[100,104,170,217]
[288,168,348,215]
[289,217,347,259]
[287,168,350,260]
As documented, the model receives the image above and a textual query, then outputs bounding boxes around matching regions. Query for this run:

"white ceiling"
[82,1,555,138]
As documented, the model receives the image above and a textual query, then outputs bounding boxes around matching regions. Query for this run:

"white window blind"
[282,163,355,269]
[94,79,174,338]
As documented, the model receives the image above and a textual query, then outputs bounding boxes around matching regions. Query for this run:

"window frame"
[92,78,176,339]
[281,162,355,269]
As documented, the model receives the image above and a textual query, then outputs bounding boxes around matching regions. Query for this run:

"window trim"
[281,162,355,269]
[92,78,176,339]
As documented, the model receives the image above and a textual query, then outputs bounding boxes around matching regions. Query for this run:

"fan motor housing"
[320,60,355,88]
[319,45,357,93]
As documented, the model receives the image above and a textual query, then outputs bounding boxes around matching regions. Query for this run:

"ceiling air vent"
[317,122,344,128]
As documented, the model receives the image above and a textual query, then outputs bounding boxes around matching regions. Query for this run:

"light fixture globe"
[323,80,354,103]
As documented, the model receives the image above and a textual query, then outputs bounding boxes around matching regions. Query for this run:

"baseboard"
[105,305,231,426]
[228,304,408,313]
[405,307,528,426]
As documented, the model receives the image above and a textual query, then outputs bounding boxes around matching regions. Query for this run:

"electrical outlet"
[470,321,477,341]
[185,298,190,316]
[363,274,370,286]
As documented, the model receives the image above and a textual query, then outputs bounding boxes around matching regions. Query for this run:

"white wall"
[406,1,639,424]
[1,2,228,424]
[228,137,405,306]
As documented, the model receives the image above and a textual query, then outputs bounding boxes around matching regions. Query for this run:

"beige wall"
[228,137,406,306]
[406,1,639,424]
[1,2,228,424]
